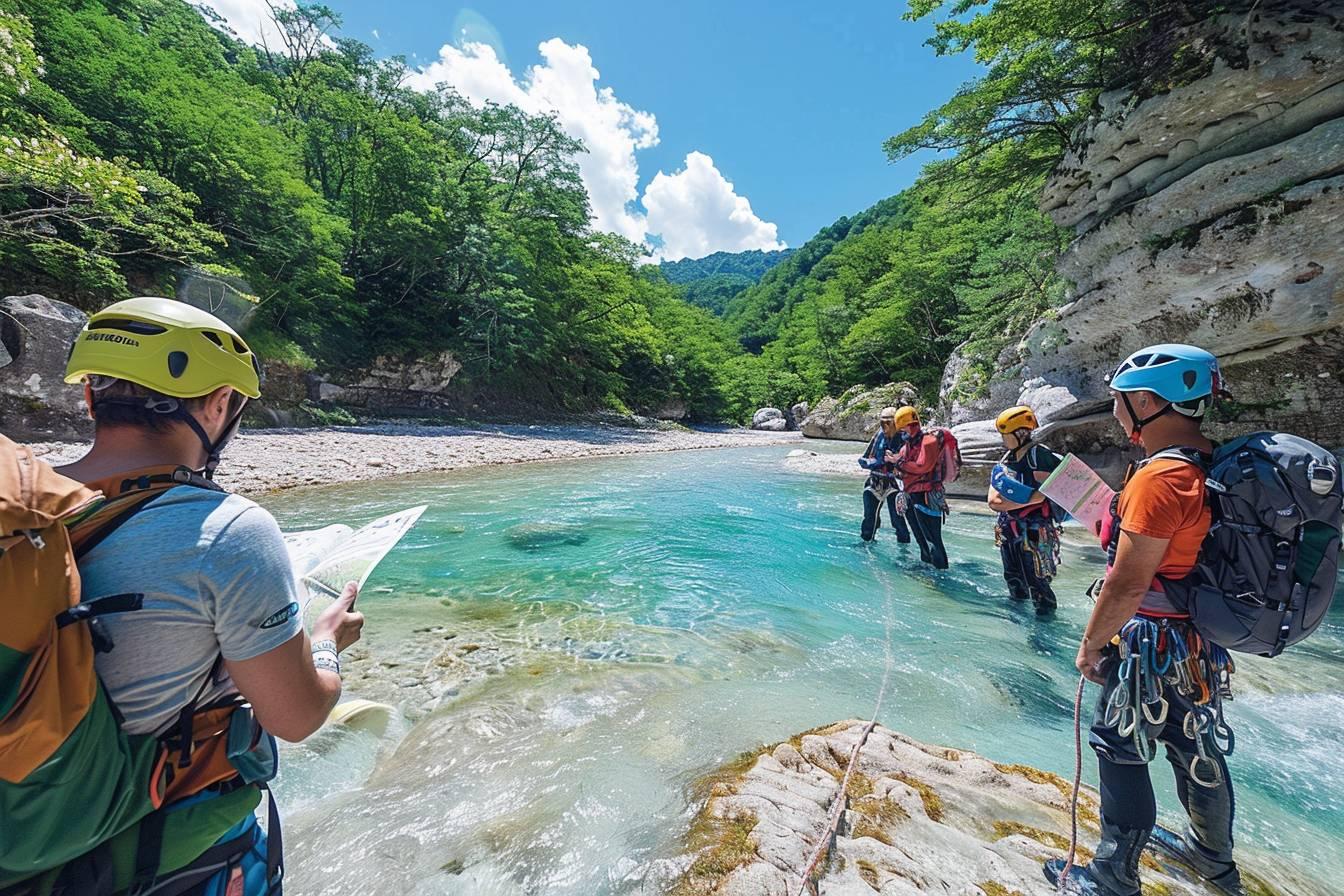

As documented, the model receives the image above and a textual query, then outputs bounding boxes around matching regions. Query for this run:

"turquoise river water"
[261,443,1344,896]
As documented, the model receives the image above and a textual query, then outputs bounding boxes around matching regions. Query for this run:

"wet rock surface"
[669,720,1324,896]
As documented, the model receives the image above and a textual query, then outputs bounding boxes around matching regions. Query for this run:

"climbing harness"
[1101,618,1234,781]
[793,551,898,896]
[994,513,1061,582]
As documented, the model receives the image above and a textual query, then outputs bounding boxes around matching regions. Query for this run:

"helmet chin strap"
[92,395,242,479]
[1119,392,1171,445]
[176,406,246,479]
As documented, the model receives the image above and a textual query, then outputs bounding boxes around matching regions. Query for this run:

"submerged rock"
[504,521,591,550]
[670,720,1322,896]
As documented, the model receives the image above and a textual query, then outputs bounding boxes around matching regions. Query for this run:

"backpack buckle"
[24,529,46,549]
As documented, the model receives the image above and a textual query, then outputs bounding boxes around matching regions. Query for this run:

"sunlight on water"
[261,444,1344,896]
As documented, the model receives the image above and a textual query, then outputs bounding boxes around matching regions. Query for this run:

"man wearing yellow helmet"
[987,405,1063,613]
[55,297,364,895]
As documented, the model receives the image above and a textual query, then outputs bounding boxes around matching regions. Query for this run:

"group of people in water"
[859,402,1062,612]
[857,343,1251,896]
[1,290,1299,896]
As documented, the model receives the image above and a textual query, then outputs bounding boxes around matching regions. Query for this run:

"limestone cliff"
[944,4,1344,455]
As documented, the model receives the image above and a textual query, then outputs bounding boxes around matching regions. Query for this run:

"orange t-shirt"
[1116,458,1211,578]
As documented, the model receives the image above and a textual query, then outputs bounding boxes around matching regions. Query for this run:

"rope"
[1058,674,1086,889]
[792,552,898,896]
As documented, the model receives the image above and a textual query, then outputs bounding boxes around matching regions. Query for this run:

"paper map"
[283,505,427,620]
[1038,454,1114,535]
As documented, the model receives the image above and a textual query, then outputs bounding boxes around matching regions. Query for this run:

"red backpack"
[929,427,963,484]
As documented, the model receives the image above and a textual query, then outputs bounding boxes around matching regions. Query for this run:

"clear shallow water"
[262,444,1344,895]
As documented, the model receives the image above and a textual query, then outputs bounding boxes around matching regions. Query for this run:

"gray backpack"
[1167,432,1342,657]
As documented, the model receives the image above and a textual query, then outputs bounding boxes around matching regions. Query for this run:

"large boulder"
[943,6,1344,452]
[788,402,810,430]
[0,295,91,441]
[670,721,1320,896]
[800,383,919,441]
[752,408,787,432]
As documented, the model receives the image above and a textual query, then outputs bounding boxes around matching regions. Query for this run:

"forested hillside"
[657,248,793,316]
[0,0,741,419]
[2,0,1279,426]
[702,0,1260,418]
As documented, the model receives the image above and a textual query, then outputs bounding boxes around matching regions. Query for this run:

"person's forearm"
[1084,581,1148,647]
[988,489,1044,512]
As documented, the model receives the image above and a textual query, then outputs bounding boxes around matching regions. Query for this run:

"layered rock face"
[946,5,1344,454]
[670,721,1321,896]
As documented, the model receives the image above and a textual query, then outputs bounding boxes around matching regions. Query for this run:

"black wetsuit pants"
[861,490,910,542]
[903,492,948,569]
[1090,658,1236,867]
[998,530,1057,610]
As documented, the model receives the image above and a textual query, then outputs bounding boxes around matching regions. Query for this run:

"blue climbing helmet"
[1107,344,1223,433]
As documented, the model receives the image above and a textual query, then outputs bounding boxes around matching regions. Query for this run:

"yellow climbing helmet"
[995,405,1039,434]
[892,406,920,429]
[65,297,261,399]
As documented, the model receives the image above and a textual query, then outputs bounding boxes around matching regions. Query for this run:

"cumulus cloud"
[644,152,785,261]
[194,7,785,260]
[407,39,656,244]
[408,40,783,259]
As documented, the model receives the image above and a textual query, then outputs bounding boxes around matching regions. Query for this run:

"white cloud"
[407,39,655,244]
[644,152,785,261]
[372,28,380,40]
[193,10,785,261]
[409,40,783,259]
[196,0,291,48]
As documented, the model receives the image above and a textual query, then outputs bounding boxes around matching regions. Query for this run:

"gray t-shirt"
[78,487,303,736]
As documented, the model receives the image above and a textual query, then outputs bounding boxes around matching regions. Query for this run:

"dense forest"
[659,249,794,316]
[0,0,1249,422]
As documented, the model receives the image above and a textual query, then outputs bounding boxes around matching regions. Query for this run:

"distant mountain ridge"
[658,248,796,315]
[659,249,795,284]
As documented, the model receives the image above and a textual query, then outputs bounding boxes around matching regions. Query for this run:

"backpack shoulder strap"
[70,466,225,559]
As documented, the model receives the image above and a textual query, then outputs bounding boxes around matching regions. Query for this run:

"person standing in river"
[858,407,912,544]
[987,405,1062,613]
[891,406,950,570]
[42,297,366,895]
[1045,344,1244,896]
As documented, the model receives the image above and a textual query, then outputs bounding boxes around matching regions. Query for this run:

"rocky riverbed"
[27,421,800,495]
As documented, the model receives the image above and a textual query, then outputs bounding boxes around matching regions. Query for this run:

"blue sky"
[212,1,982,258]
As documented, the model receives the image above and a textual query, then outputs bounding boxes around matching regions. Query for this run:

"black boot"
[1158,737,1244,895]
[1043,818,1148,896]
[1149,826,1246,896]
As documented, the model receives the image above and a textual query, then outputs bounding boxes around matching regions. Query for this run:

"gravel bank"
[29,422,800,496]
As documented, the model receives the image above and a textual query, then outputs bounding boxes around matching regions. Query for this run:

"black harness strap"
[128,807,167,896]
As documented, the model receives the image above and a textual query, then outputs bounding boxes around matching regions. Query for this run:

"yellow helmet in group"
[65,297,262,398]
[892,406,920,429]
[995,405,1039,434]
